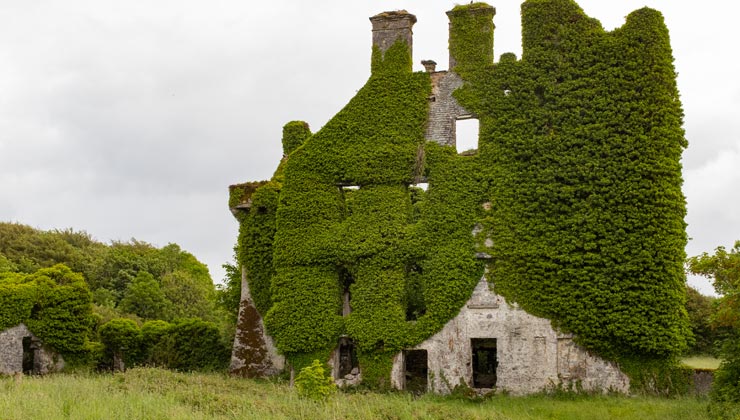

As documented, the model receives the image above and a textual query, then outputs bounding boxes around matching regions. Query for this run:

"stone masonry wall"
[390,276,630,395]
[424,70,471,147]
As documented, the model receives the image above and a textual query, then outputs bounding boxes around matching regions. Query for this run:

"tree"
[687,241,740,414]
[684,285,717,355]
[118,271,171,320]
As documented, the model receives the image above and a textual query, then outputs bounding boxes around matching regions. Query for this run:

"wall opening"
[405,264,426,321]
[471,338,498,388]
[337,337,359,378]
[339,267,354,316]
[404,349,428,394]
[455,117,479,154]
[22,336,35,374]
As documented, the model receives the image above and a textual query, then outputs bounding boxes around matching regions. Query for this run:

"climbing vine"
[452,0,689,363]
[0,264,93,355]
[232,0,690,387]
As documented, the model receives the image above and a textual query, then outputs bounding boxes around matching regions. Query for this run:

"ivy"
[232,0,690,388]
[451,0,689,363]
[0,264,93,355]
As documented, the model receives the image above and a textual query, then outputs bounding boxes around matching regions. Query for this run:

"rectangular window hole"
[455,118,479,155]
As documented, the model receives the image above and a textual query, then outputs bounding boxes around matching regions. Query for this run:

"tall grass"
[0,368,711,420]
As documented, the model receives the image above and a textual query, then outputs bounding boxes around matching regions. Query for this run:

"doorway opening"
[22,336,35,374]
[337,337,359,378]
[404,349,428,394]
[471,338,497,388]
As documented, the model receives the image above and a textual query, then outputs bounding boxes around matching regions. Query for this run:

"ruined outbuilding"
[230,0,687,394]
[0,324,64,376]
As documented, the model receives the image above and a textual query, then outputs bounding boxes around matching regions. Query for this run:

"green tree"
[216,262,242,324]
[684,285,717,355]
[0,253,17,273]
[118,271,171,320]
[688,242,740,414]
[161,270,215,321]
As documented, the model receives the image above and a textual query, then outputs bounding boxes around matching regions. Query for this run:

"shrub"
[295,359,336,401]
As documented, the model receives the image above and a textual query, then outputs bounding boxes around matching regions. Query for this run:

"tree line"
[0,222,241,371]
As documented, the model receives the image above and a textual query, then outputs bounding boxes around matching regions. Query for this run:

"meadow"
[0,368,711,420]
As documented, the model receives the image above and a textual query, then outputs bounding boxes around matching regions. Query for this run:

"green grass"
[0,368,711,420]
[682,355,722,370]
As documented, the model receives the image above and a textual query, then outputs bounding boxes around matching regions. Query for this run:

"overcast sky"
[1,1,737,296]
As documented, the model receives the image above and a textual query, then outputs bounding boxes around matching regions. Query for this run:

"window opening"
[412,182,428,191]
[471,338,498,388]
[337,337,359,378]
[405,264,426,321]
[455,117,479,154]
[404,349,428,394]
[339,267,354,316]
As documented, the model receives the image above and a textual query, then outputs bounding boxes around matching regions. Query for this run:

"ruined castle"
[229,0,688,394]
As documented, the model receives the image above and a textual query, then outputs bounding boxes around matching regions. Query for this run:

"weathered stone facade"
[389,276,629,394]
[0,323,64,376]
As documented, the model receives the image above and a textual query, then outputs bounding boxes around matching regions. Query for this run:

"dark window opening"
[405,264,426,321]
[455,117,479,155]
[339,267,354,317]
[472,338,498,388]
[22,336,35,375]
[404,349,428,394]
[337,337,359,378]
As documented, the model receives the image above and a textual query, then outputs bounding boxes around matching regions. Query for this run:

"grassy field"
[0,368,711,420]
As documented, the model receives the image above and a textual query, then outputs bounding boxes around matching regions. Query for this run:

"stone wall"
[0,323,64,375]
[390,276,630,395]
[424,70,471,147]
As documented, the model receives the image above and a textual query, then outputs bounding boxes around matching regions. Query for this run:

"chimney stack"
[369,11,416,73]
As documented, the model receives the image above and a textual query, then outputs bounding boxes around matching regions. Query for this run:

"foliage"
[99,318,142,366]
[452,0,689,362]
[684,286,718,355]
[295,359,337,401]
[0,222,223,330]
[118,271,171,320]
[687,242,740,411]
[0,264,93,355]
[215,262,241,322]
[154,318,230,371]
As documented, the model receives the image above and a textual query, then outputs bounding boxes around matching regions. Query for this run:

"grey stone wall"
[369,11,416,57]
[390,276,630,395]
[424,70,472,148]
[0,323,64,375]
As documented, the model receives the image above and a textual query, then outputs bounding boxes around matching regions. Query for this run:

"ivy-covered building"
[229,0,689,394]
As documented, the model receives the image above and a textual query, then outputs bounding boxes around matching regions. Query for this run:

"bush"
[295,359,336,401]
